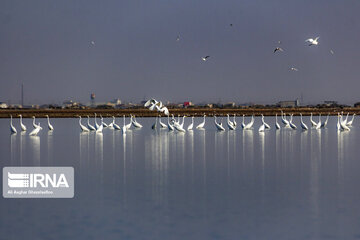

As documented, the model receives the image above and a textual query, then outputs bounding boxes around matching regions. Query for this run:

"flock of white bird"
[8,110,355,136]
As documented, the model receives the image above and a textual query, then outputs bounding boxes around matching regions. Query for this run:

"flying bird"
[91,41,95,46]
[278,40,282,44]
[290,67,298,71]
[176,35,180,41]
[202,56,210,61]
[230,24,233,27]
[274,47,283,53]
[330,49,334,54]
[305,37,319,46]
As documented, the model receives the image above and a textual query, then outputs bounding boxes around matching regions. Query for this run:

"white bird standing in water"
[196,115,206,129]
[214,116,225,131]
[10,115,17,134]
[315,114,322,130]
[262,115,271,129]
[226,114,236,130]
[241,115,246,129]
[94,113,100,130]
[79,116,89,132]
[310,113,317,127]
[45,115,54,130]
[275,114,281,130]
[101,115,108,128]
[300,113,308,130]
[346,114,356,126]
[321,114,329,128]
[122,115,127,135]
[19,115,27,131]
[233,114,237,127]
[87,116,96,131]
[96,118,103,133]
[259,116,265,132]
[132,116,143,128]
[29,123,42,136]
[244,115,255,130]
[289,114,297,129]
[113,117,121,130]
[159,116,167,128]
[32,116,40,128]
[187,117,194,130]
[152,116,158,130]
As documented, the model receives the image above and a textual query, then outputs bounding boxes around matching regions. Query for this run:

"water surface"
[1,116,360,240]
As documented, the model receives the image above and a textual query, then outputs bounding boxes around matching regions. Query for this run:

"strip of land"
[1,107,359,118]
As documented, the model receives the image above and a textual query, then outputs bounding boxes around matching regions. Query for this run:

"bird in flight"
[290,67,299,71]
[176,35,180,41]
[202,56,210,61]
[330,49,334,54]
[91,41,95,46]
[305,37,319,46]
[230,23,233,27]
[274,47,284,53]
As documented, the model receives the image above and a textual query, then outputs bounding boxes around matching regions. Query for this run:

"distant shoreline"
[0,107,359,118]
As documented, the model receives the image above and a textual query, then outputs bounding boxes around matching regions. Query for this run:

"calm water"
[1,116,360,240]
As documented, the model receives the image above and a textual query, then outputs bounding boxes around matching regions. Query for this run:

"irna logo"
[8,172,69,188]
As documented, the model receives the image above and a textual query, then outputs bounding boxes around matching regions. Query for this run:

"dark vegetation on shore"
[1,107,360,118]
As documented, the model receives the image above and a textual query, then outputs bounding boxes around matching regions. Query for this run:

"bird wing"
[305,38,313,42]
[315,37,320,41]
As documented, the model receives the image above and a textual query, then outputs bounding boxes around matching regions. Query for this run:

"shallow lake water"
[1,116,360,240]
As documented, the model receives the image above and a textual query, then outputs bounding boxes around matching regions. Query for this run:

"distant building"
[183,101,194,108]
[323,101,338,107]
[354,102,360,108]
[63,100,80,108]
[224,102,236,108]
[277,99,300,108]
[111,98,122,105]
[0,102,8,108]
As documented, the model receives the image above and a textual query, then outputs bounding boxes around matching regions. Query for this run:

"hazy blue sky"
[1,0,360,105]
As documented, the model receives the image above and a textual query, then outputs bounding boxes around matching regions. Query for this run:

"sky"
[0,0,360,105]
